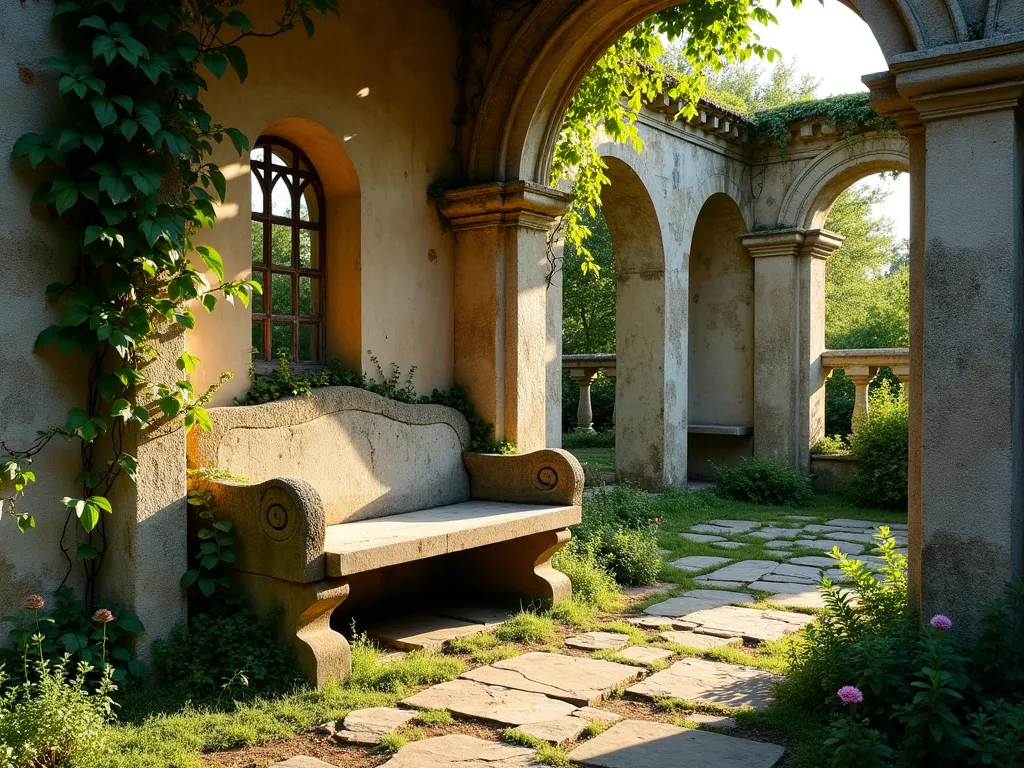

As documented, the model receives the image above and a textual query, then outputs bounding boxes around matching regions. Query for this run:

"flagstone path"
[272,517,903,768]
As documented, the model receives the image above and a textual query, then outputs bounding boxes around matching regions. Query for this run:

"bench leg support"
[453,528,573,605]
[232,572,352,687]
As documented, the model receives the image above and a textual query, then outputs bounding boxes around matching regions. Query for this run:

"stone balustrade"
[820,348,909,430]
[562,354,616,432]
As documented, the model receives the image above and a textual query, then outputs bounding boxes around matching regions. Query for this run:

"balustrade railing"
[820,348,910,430]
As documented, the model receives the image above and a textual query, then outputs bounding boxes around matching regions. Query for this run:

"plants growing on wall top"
[3,0,338,611]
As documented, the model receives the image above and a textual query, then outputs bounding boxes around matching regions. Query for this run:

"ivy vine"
[751,91,899,152]
[2,0,338,611]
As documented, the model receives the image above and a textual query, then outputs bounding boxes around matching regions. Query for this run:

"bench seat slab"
[325,501,580,577]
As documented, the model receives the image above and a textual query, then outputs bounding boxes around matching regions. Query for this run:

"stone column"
[445,182,572,453]
[845,365,879,431]
[878,44,1024,632]
[568,368,600,432]
[604,369,617,427]
[104,324,188,662]
[545,238,564,448]
[742,228,844,472]
[891,363,911,399]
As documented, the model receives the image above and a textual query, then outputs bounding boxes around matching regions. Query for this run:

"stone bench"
[187,386,583,686]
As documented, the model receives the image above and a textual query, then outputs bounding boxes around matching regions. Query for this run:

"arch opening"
[687,193,754,480]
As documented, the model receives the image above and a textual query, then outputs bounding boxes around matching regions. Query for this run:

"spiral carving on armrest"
[534,464,559,491]
[261,485,297,542]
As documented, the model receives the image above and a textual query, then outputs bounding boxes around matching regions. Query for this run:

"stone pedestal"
[741,228,844,473]
[445,182,572,453]
[870,41,1024,632]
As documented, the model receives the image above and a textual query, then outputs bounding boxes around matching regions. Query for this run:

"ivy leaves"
[5,0,334,555]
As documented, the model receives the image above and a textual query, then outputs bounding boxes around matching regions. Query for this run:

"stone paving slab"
[575,706,622,724]
[334,707,417,744]
[667,555,732,572]
[707,519,761,532]
[766,590,829,609]
[379,734,541,767]
[687,712,738,729]
[273,759,339,768]
[430,602,513,627]
[690,524,739,535]
[701,560,779,583]
[789,555,839,568]
[748,579,821,594]
[683,588,754,605]
[680,533,726,543]
[693,578,749,589]
[659,630,742,650]
[825,518,880,529]
[460,652,643,706]
[710,541,745,550]
[627,658,781,710]
[759,573,818,585]
[747,527,801,540]
[644,597,723,617]
[627,616,698,630]
[765,550,792,558]
[565,631,630,651]
[678,605,814,642]
[518,715,589,746]
[615,646,675,665]
[783,515,816,521]
[567,720,784,768]
[795,539,864,555]
[367,613,487,652]
[402,679,578,725]
[771,563,822,581]
[828,530,889,545]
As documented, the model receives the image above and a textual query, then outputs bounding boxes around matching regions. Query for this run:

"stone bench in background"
[188,386,583,686]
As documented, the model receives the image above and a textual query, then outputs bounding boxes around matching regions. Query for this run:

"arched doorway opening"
[687,193,754,480]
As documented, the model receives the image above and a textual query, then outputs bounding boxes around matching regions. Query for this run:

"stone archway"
[776,134,911,229]
[687,193,754,480]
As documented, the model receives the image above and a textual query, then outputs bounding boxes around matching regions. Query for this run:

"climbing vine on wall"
[2,0,338,610]
[550,1,811,275]
[751,91,898,152]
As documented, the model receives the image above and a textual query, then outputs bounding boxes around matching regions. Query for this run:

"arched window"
[250,136,326,366]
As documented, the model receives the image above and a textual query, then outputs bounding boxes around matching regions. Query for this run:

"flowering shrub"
[0,599,117,768]
[781,531,1024,766]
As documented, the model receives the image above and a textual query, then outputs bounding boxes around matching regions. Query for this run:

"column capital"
[882,37,1024,123]
[443,180,573,232]
[741,228,845,260]
[566,366,601,384]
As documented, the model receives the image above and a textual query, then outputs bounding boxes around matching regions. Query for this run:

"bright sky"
[752,0,910,241]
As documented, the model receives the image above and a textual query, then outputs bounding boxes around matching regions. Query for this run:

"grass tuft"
[414,709,453,727]
[495,611,556,644]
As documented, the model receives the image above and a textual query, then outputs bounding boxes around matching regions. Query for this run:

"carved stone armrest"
[206,477,327,583]
[463,449,584,507]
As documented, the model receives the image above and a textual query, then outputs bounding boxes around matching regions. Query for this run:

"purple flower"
[92,608,115,624]
[838,686,864,705]
[930,615,952,631]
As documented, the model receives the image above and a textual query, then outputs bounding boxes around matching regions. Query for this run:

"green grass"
[567,446,615,469]
[414,708,454,727]
[494,611,556,644]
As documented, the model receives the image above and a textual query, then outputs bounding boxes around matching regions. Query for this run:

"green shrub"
[494,612,555,644]
[153,607,297,696]
[712,455,814,507]
[811,435,850,456]
[845,381,908,508]
[0,653,116,768]
[570,483,662,587]
[551,544,620,610]
[781,530,1024,767]
[561,430,615,449]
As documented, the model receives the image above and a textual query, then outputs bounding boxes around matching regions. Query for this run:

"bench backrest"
[188,386,473,525]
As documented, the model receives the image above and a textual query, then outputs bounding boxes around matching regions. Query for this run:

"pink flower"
[837,686,864,705]
[24,595,44,611]
[92,608,114,624]
[930,615,952,631]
